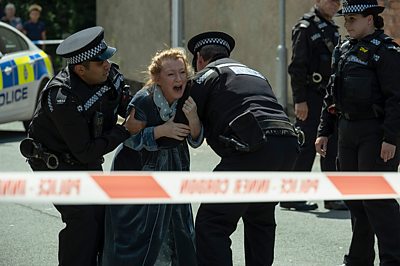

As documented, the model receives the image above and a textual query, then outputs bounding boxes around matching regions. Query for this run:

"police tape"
[32,40,64,45]
[0,171,399,204]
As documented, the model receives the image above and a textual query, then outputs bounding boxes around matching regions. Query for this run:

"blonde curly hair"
[145,47,193,86]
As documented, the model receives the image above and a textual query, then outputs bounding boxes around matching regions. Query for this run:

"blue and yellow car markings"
[0,52,52,91]
[0,62,4,91]
[38,51,53,77]
[0,60,16,91]
[14,56,35,85]
[31,52,53,80]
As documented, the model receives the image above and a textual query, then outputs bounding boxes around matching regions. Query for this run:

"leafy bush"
[7,0,96,71]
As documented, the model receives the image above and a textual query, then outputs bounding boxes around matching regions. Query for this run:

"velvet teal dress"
[103,85,203,266]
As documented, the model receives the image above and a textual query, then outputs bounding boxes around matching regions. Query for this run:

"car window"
[0,26,28,54]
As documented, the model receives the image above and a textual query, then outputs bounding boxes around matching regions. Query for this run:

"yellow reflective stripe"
[39,51,53,77]
[14,56,35,85]
[0,68,3,91]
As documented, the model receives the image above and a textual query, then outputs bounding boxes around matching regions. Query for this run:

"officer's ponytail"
[373,15,384,29]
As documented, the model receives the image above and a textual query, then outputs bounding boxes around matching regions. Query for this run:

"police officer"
[187,31,299,266]
[283,0,347,211]
[315,1,400,264]
[21,26,143,266]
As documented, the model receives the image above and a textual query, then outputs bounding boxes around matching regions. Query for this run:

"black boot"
[324,200,348,210]
[280,201,318,211]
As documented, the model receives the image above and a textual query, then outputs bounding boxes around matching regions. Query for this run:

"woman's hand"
[381,141,396,162]
[183,96,199,123]
[154,116,191,141]
[183,96,201,139]
[315,136,329,157]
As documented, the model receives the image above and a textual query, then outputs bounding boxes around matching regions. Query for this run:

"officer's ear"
[73,64,85,76]
[73,62,90,77]
[196,52,207,71]
[366,14,374,27]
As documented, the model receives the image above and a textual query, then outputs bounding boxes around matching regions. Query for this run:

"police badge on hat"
[337,0,384,15]
[56,26,116,64]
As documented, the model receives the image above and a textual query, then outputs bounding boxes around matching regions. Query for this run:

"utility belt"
[340,112,382,121]
[259,120,304,141]
[218,111,304,153]
[339,105,384,121]
[20,138,104,169]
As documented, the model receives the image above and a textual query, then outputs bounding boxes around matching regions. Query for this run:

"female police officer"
[315,1,400,265]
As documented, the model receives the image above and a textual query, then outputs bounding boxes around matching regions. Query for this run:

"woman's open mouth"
[173,85,183,92]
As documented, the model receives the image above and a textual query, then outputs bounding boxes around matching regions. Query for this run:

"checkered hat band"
[342,4,376,14]
[67,40,107,64]
[194,38,230,52]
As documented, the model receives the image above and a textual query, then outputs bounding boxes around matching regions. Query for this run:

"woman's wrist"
[153,124,165,139]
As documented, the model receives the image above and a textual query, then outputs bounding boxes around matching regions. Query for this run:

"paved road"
[0,121,371,266]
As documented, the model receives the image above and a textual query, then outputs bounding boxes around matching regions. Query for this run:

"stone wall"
[97,1,400,106]
[97,0,315,105]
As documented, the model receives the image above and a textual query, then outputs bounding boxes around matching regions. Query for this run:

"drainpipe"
[171,0,183,47]
[276,0,288,111]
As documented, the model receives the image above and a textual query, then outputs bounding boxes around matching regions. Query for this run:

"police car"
[0,21,54,130]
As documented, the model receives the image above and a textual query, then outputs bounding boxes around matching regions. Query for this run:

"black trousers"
[29,158,104,266]
[294,90,337,172]
[55,204,105,266]
[338,118,400,266]
[196,136,299,266]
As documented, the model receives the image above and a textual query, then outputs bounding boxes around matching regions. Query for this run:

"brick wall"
[378,0,400,44]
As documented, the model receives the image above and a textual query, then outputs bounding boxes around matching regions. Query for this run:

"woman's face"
[157,58,187,104]
[344,14,374,39]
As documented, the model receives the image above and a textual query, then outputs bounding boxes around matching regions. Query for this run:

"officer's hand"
[381,142,396,162]
[183,96,199,123]
[155,116,191,141]
[315,136,328,157]
[295,102,308,121]
[124,108,146,134]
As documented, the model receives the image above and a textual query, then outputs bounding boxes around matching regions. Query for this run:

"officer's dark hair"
[70,60,91,69]
[199,44,229,62]
[362,11,384,29]
[80,61,91,69]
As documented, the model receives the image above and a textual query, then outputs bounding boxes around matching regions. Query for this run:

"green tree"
[8,0,96,71]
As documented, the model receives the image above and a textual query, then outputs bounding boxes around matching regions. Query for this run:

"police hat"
[337,0,384,16]
[187,31,235,56]
[187,31,235,67]
[56,26,116,65]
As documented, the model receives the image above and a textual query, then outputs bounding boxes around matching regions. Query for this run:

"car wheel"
[22,79,48,132]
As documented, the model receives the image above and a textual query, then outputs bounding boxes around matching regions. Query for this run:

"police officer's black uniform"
[318,1,400,265]
[21,27,132,266]
[188,31,299,266]
[285,6,341,211]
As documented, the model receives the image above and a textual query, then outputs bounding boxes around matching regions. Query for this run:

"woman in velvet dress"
[103,48,203,266]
